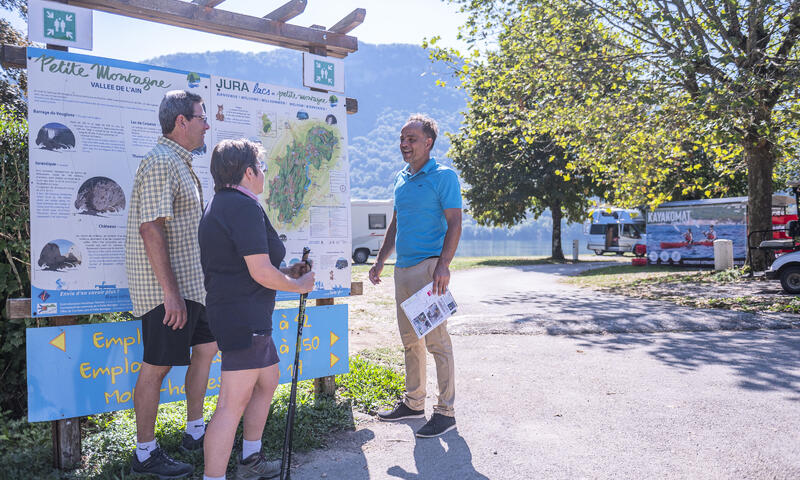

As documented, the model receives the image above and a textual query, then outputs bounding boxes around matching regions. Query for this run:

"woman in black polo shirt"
[199,139,314,480]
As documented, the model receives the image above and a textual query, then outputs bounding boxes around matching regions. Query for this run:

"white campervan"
[351,199,393,263]
[586,207,646,255]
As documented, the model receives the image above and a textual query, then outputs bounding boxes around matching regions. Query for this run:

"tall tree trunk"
[745,141,775,271]
[551,200,565,261]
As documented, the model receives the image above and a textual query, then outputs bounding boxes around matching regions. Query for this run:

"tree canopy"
[0,0,28,116]
[430,0,800,267]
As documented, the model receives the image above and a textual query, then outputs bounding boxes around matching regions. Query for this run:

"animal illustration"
[216,105,225,121]
[38,243,81,271]
[36,123,75,151]
[75,177,126,216]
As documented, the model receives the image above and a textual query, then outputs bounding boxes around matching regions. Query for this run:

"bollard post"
[714,239,734,271]
[572,239,579,261]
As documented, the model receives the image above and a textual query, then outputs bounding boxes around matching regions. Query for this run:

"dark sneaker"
[130,447,193,479]
[377,401,425,422]
[415,413,456,438]
[180,431,204,452]
[236,452,280,480]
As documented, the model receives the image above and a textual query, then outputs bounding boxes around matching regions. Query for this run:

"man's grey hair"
[406,113,438,149]
[159,90,203,135]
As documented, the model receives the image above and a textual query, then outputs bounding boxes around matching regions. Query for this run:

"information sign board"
[27,304,348,422]
[27,48,352,316]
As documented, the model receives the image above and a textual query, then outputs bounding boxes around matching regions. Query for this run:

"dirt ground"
[337,269,401,353]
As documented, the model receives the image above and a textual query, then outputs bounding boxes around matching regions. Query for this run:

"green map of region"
[261,114,272,134]
[264,122,340,227]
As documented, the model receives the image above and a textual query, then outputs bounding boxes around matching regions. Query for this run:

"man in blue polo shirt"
[369,114,462,438]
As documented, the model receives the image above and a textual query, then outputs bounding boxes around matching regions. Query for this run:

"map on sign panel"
[210,76,351,299]
[264,122,342,231]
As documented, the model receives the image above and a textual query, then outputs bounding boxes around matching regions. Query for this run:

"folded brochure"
[400,282,457,338]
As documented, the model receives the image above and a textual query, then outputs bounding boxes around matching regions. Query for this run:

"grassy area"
[0,353,403,479]
[564,264,745,288]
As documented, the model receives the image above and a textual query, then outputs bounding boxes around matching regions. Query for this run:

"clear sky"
[2,0,467,61]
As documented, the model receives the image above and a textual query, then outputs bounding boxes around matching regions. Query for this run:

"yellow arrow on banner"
[49,332,66,352]
[330,353,339,367]
[330,331,339,347]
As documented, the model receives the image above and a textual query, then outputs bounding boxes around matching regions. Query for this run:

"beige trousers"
[394,257,455,417]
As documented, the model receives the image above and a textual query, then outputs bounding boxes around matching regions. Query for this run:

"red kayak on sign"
[659,240,714,249]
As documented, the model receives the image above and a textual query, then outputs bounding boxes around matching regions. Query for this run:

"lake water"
[455,237,592,257]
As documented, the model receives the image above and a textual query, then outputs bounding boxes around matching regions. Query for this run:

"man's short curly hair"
[405,113,438,149]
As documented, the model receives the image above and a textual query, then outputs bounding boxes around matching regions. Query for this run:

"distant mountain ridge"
[147,43,465,198]
[146,44,585,243]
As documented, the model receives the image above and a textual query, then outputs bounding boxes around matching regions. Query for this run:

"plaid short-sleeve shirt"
[125,136,206,317]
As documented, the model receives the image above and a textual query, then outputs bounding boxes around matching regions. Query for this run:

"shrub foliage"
[0,107,33,417]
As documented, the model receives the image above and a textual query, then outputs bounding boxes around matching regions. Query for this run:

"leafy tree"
[446,48,601,259]
[0,0,28,116]
[433,0,800,268]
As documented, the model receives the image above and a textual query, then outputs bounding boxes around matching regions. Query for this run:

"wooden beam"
[329,8,366,34]
[264,0,306,23]
[191,0,226,7]
[5,281,363,319]
[66,0,358,58]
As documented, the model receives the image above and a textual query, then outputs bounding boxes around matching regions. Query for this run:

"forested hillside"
[147,43,585,241]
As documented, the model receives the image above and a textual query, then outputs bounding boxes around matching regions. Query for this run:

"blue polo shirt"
[394,157,462,268]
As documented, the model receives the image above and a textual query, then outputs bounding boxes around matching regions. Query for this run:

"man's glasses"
[254,161,267,173]
[186,113,208,123]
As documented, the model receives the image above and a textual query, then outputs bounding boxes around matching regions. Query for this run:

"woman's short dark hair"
[210,139,261,192]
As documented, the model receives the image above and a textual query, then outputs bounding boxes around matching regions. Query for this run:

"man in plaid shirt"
[125,90,217,478]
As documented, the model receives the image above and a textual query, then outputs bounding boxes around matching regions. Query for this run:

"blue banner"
[27,304,348,422]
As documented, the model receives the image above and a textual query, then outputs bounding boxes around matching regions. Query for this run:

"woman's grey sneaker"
[236,452,281,480]
[180,431,204,452]
[377,401,425,421]
[415,413,456,438]
[130,447,193,479]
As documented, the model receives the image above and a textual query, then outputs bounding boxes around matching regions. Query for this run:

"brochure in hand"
[400,282,458,338]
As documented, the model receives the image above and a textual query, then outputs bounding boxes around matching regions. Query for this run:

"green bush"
[0,107,34,417]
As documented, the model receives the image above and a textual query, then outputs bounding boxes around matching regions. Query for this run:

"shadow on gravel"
[575,331,800,399]
[451,289,799,336]
[386,428,489,480]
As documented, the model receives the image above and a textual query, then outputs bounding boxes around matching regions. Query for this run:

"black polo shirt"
[198,188,285,351]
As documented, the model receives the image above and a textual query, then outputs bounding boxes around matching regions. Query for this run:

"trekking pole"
[280,247,311,480]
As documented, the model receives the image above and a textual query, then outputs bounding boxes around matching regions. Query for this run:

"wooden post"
[5,298,82,470]
[50,315,82,470]
[314,297,337,397]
